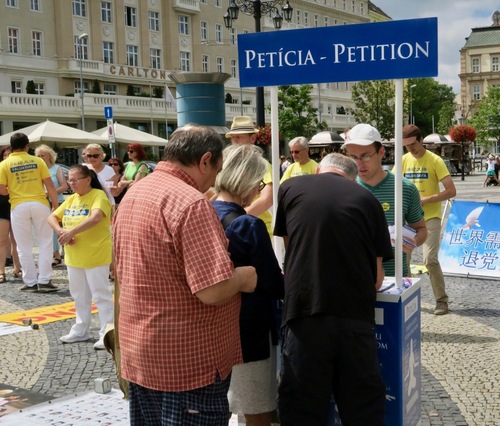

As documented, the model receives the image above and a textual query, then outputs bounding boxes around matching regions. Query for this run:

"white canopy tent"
[0,120,106,147]
[92,122,169,147]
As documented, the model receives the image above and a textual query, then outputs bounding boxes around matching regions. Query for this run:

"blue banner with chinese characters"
[439,200,500,278]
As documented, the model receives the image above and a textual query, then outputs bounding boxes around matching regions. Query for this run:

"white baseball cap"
[342,123,381,147]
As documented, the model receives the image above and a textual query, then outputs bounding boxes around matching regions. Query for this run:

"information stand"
[328,279,421,426]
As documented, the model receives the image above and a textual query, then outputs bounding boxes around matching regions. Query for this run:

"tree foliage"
[351,80,395,140]
[468,86,500,148]
[276,85,320,140]
[409,78,455,136]
[26,80,36,94]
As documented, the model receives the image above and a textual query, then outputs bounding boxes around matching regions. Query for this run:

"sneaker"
[93,339,105,350]
[37,281,58,293]
[434,301,449,315]
[60,333,90,343]
[19,284,38,292]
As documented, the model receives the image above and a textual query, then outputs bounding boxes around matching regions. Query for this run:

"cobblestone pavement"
[0,173,499,425]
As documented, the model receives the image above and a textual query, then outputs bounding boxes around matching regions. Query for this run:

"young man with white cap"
[401,124,456,315]
[343,123,427,278]
[226,116,274,237]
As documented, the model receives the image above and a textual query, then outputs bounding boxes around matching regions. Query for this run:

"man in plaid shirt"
[114,125,257,425]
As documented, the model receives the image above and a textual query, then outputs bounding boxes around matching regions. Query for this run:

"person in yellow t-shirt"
[226,116,274,238]
[0,133,59,292]
[401,124,456,316]
[48,165,113,350]
[280,136,319,183]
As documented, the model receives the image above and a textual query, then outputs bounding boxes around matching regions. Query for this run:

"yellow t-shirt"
[53,189,112,268]
[0,152,51,210]
[256,161,273,238]
[280,159,319,183]
[401,150,450,220]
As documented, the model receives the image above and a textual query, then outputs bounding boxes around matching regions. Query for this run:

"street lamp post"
[409,84,416,125]
[78,33,88,131]
[149,81,154,135]
[224,0,293,126]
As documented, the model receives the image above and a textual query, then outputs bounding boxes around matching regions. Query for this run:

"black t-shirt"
[275,173,393,325]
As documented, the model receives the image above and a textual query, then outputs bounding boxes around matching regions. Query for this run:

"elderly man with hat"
[343,123,427,279]
[400,124,456,315]
[226,116,274,237]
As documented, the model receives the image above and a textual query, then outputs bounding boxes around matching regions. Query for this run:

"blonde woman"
[35,145,68,266]
[82,144,115,207]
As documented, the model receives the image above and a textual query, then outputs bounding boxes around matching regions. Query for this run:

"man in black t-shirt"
[274,153,393,426]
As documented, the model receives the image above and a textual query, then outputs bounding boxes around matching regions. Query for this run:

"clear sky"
[372,0,499,93]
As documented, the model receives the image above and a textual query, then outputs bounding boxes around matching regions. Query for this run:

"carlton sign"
[238,18,438,87]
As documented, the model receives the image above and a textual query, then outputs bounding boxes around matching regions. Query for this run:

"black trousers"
[278,315,385,426]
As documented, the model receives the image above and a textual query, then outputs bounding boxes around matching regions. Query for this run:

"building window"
[6,0,17,7]
[472,57,480,73]
[200,0,206,3]
[103,84,117,95]
[230,28,236,45]
[473,84,481,100]
[8,28,19,53]
[304,12,309,26]
[150,48,161,69]
[73,0,86,17]
[34,82,45,95]
[215,0,221,7]
[149,11,160,31]
[101,1,112,23]
[201,21,208,41]
[32,31,42,56]
[231,59,237,78]
[352,0,355,12]
[180,51,191,71]
[103,41,114,64]
[296,10,301,25]
[360,1,364,14]
[125,6,137,27]
[216,57,224,73]
[74,80,89,94]
[492,56,499,72]
[178,15,189,35]
[215,24,222,43]
[202,54,209,73]
[11,81,22,93]
[314,14,319,27]
[30,0,41,11]
[342,0,346,9]
[126,45,138,66]
[74,35,88,59]
[324,17,328,26]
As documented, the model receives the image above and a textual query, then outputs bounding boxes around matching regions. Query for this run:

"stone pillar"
[168,72,230,134]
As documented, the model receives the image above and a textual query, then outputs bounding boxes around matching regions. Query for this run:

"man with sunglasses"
[343,123,427,278]
[280,136,318,183]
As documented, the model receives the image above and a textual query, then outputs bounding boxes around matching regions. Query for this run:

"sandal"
[0,274,6,283]
[13,270,22,279]
[52,258,63,267]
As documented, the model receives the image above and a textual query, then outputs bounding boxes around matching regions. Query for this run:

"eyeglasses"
[258,181,266,191]
[68,177,88,184]
[290,150,303,154]
[127,150,135,153]
[85,154,101,158]
[109,163,120,166]
[348,151,379,162]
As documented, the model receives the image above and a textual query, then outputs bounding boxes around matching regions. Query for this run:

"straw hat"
[225,116,259,138]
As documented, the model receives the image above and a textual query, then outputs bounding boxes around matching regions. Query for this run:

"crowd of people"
[0,117,458,425]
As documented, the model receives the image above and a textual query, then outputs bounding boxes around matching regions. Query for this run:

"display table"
[329,279,421,426]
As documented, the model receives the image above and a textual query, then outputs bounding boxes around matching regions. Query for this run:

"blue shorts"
[487,170,495,177]
[129,374,231,426]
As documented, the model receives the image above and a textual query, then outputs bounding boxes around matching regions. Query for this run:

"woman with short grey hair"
[213,144,284,426]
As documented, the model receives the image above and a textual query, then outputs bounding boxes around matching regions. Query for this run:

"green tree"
[409,78,455,136]
[469,86,500,149]
[351,80,395,140]
[26,80,36,94]
[92,79,101,94]
[153,86,163,98]
[276,84,319,140]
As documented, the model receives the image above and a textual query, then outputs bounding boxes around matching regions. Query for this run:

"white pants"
[11,202,53,286]
[67,265,114,340]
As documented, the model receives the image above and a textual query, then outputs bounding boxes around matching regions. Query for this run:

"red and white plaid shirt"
[114,162,241,392]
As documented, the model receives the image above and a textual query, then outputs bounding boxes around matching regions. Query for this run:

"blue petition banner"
[238,18,438,87]
[439,200,500,279]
